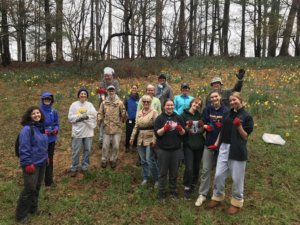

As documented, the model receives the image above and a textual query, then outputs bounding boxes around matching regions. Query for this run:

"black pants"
[125,119,136,149]
[157,148,181,194]
[16,163,46,221]
[45,142,55,186]
[183,145,204,189]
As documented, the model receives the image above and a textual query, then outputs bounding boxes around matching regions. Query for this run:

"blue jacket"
[203,104,229,146]
[19,123,48,166]
[174,95,194,115]
[40,92,59,143]
[124,94,139,120]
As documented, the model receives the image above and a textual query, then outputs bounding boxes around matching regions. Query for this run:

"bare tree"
[55,0,64,62]
[45,0,54,63]
[177,0,187,58]
[222,0,230,56]
[296,2,300,56]
[240,0,246,57]
[209,0,217,56]
[0,0,11,66]
[268,0,280,57]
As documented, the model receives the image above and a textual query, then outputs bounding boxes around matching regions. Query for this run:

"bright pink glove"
[52,128,58,136]
[207,145,218,150]
[163,124,171,132]
[45,130,51,136]
[215,121,222,129]
[176,125,184,132]
[25,164,35,173]
[233,117,241,127]
[187,120,193,128]
[97,87,106,95]
[205,125,213,132]
[198,120,204,128]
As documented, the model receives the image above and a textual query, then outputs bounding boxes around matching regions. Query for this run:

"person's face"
[158,78,166,85]
[211,82,222,90]
[210,92,221,105]
[181,88,189,96]
[146,87,154,96]
[79,91,87,103]
[108,89,115,97]
[104,74,112,81]
[43,97,52,105]
[142,99,151,110]
[31,109,42,122]
[229,96,242,110]
[191,100,201,111]
[164,100,174,114]
[131,86,138,94]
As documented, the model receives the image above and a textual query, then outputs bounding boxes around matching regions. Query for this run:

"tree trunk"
[140,0,147,57]
[240,0,246,57]
[177,0,187,58]
[45,0,54,63]
[262,0,268,57]
[209,0,216,56]
[279,0,298,56]
[55,0,64,62]
[124,0,130,59]
[1,0,11,66]
[189,0,194,56]
[254,0,262,57]
[296,3,300,56]
[155,0,162,57]
[222,0,230,56]
[203,0,208,55]
[107,0,112,59]
[268,0,280,57]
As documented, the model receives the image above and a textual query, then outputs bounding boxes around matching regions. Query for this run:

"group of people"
[15,67,253,223]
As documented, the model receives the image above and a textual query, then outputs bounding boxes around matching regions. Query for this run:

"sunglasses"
[142,101,150,103]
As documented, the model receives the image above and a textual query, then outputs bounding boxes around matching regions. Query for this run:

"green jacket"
[181,109,205,150]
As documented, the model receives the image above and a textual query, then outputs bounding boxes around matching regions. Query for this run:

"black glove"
[236,69,245,80]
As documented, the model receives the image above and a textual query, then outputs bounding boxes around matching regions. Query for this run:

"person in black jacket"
[154,99,185,200]
[207,92,254,215]
[181,98,205,199]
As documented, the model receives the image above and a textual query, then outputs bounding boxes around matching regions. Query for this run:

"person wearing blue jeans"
[68,87,97,177]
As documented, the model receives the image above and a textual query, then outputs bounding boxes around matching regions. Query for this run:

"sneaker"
[170,191,179,200]
[101,161,107,168]
[154,181,159,189]
[69,171,77,177]
[195,195,206,207]
[184,189,192,200]
[141,179,147,186]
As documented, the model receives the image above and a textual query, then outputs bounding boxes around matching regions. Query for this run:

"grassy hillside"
[0,57,299,225]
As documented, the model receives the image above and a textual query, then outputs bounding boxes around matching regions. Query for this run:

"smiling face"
[181,88,189,96]
[146,86,155,97]
[229,95,242,110]
[31,109,42,122]
[43,97,52,105]
[158,78,166,85]
[79,91,88,103]
[108,88,115,97]
[191,99,201,111]
[211,82,222,90]
[164,100,174,115]
[210,92,221,107]
[104,74,112,81]
[131,85,138,94]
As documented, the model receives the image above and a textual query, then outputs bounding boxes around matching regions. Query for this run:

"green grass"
[0,57,300,224]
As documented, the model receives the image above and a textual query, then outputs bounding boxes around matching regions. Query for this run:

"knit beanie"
[77,87,89,98]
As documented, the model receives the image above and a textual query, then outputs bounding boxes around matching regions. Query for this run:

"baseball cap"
[181,83,190,89]
[210,76,223,85]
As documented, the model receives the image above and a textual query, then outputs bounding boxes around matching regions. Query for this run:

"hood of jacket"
[40,92,54,112]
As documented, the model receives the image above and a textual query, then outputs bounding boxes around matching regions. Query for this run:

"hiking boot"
[110,161,117,169]
[207,200,221,209]
[69,171,77,177]
[226,205,240,215]
[195,195,206,207]
[101,161,107,168]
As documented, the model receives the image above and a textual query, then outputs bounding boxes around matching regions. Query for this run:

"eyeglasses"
[143,101,150,103]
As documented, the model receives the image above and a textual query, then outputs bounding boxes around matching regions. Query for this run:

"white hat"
[104,67,114,75]
[210,76,223,85]
[107,85,115,90]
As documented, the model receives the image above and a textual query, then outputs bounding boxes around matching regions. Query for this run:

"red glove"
[175,125,184,132]
[97,87,106,95]
[45,130,51,136]
[52,128,58,136]
[215,121,222,129]
[233,117,241,127]
[25,164,35,173]
[163,124,171,132]
[187,120,193,128]
[198,120,204,128]
[205,125,213,132]
[207,145,218,150]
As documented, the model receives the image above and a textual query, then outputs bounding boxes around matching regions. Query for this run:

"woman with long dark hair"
[15,106,48,223]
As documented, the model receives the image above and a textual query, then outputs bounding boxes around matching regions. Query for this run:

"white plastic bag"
[262,133,286,145]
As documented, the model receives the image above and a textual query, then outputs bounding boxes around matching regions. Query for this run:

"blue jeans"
[16,163,46,221]
[137,145,159,181]
[70,137,93,172]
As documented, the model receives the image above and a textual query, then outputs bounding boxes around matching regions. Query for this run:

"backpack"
[15,125,34,157]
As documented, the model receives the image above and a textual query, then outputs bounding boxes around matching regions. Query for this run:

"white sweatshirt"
[68,100,97,138]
